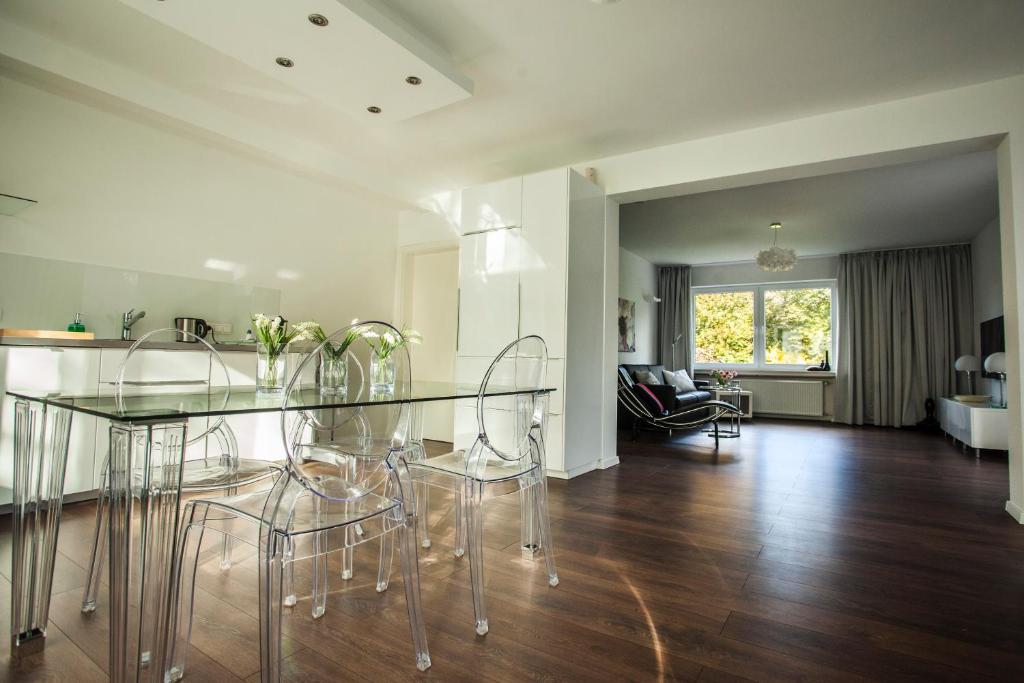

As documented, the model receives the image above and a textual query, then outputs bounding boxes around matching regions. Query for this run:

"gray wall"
[691,255,839,287]
[972,217,1003,396]
[617,247,658,364]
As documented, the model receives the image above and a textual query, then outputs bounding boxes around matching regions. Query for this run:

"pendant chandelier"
[756,221,797,272]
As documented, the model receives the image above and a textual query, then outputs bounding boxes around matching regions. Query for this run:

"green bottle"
[67,313,85,333]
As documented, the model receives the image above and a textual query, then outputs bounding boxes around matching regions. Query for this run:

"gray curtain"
[835,245,973,427]
[657,265,692,372]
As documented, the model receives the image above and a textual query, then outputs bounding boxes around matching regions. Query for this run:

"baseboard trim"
[598,456,620,469]
[546,459,602,480]
[1006,499,1024,523]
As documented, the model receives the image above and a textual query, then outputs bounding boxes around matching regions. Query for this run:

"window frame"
[691,279,837,372]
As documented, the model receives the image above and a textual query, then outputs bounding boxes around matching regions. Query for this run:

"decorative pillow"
[632,383,667,415]
[664,368,697,393]
[635,370,661,385]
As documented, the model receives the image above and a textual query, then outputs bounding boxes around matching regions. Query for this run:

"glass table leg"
[10,400,73,657]
[107,419,187,683]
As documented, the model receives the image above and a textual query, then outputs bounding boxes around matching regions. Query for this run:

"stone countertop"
[0,336,257,352]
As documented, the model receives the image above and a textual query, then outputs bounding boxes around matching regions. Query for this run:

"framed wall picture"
[618,297,636,352]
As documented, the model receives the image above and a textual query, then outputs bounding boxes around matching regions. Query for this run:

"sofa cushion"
[663,368,696,393]
[632,384,667,416]
[635,370,661,385]
[676,390,713,408]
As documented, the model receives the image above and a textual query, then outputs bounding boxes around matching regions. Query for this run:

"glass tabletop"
[6,380,555,422]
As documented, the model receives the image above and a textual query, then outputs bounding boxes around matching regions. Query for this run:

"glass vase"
[319,353,348,396]
[370,353,396,393]
[256,343,285,393]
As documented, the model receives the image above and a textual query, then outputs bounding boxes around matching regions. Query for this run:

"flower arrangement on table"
[250,315,423,393]
[251,314,318,392]
[361,326,422,391]
[709,369,739,388]
[297,320,368,395]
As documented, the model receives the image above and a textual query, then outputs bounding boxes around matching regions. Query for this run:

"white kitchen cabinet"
[457,228,522,357]
[460,177,522,234]
[219,350,289,462]
[520,169,569,359]
[0,347,101,502]
[454,168,609,478]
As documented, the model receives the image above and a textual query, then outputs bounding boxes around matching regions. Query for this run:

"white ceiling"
[619,150,999,265]
[1,0,1023,204]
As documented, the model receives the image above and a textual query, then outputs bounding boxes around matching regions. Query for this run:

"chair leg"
[166,503,207,682]
[396,508,431,671]
[416,481,431,549]
[533,478,559,587]
[465,479,488,636]
[520,485,538,558]
[453,486,466,558]
[376,472,395,593]
[282,535,296,608]
[81,485,108,613]
[311,498,328,619]
[259,533,287,683]
[219,486,237,571]
[377,524,394,593]
[341,501,354,581]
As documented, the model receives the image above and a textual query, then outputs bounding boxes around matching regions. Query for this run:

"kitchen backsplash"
[0,251,281,340]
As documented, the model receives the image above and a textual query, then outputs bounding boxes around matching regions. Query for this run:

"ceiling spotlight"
[275,57,294,68]
[367,106,382,114]
[308,13,328,26]
[405,76,422,85]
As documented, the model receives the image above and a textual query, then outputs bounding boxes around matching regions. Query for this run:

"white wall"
[617,247,658,364]
[0,74,401,334]
[972,217,1004,397]
[691,255,838,287]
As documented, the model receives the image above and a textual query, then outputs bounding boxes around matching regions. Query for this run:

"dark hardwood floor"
[3,419,1024,681]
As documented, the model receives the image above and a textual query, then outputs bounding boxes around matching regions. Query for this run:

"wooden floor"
[3,419,1024,681]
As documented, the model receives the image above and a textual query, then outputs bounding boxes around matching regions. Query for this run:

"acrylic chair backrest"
[280,321,411,502]
[476,335,548,463]
[114,327,231,448]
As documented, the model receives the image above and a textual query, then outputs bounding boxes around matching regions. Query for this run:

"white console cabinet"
[937,397,1008,457]
[454,168,610,478]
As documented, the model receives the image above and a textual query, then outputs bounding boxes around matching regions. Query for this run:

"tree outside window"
[695,291,755,364]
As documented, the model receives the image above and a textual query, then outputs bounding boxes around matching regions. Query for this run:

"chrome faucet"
[121,308,146,341]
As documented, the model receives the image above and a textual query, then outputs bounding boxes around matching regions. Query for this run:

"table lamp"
[984,351,1007,408]
[955,354,981,394]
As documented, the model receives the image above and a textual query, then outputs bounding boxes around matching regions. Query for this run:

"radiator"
[741,378,826,417]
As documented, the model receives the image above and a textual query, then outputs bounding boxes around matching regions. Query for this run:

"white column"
[998,127,1024,522]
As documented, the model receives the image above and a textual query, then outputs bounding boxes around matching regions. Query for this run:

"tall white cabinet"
[454,168,611,478]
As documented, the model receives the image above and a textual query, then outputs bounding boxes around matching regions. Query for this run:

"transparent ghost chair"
[406,335,557,636]
[80,328,283,613]
[167,322,430,681]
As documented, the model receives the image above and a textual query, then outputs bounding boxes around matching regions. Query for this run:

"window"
[692,281,835,370]
[694,290,755,364]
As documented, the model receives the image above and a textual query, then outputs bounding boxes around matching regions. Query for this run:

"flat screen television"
[980,315,1005,379]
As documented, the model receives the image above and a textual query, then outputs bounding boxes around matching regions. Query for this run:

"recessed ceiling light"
[405,76,422,85]
[308,13,328,27]
[276,57,294,68]
[367,106,382,114]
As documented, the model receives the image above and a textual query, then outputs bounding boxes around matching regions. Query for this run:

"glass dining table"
[6,380,553,682]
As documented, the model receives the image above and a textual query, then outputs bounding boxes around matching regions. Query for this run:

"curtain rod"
[656,241,972,269]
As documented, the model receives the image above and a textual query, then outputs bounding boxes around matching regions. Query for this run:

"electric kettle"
[174,317,210,342]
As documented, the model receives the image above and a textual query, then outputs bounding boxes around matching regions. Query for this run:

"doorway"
[399,247,459,442]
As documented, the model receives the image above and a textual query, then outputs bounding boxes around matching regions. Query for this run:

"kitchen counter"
[0,336,257,352]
